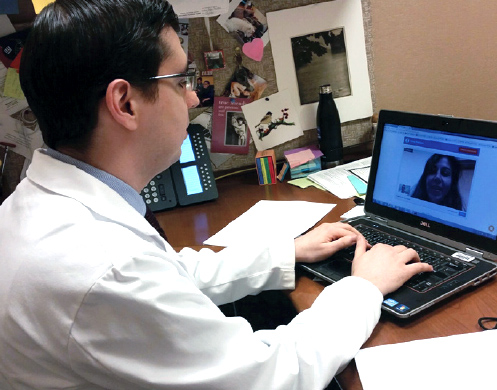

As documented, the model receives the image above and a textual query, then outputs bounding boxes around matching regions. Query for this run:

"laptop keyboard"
[342,225,474,293]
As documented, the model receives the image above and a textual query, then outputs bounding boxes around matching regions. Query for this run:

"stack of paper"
[307,157,371,199]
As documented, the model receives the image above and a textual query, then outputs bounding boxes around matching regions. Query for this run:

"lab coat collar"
[26,149,169,250]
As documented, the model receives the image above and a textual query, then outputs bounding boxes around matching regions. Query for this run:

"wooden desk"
[156,169,497,390]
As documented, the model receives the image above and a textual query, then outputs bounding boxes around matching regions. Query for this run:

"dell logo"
[420,221,431,228]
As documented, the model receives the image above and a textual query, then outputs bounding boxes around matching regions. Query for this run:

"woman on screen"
[411,153,464,211]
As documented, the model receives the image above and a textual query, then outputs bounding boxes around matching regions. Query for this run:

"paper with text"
[307,157,371,199]
[169,0,229,18]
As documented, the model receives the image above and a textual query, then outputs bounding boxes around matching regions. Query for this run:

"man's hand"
[294,222,364,263]
[352,236,433,295]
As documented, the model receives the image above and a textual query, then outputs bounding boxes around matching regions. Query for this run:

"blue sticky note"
[347,175,367,195]
[0,0,19,14]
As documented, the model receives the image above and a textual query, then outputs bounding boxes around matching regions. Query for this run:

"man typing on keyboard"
[0,1,432,389]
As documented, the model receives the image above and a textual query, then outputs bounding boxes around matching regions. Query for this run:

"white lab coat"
[0,150,383,390]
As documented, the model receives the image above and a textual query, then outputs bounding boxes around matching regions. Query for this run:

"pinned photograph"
[223,65,267,101]
[195,73,215,107]
[217,1,269,46]
[242,90,303,151]
[204,50,225,70]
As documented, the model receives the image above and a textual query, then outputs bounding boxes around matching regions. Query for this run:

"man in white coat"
[0,1,432,389]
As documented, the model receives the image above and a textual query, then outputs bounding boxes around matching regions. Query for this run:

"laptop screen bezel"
[365,110,497,256]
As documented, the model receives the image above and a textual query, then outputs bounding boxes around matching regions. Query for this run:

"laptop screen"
[366,110,497,256]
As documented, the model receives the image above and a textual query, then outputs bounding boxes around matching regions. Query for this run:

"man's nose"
[187,90,199,109]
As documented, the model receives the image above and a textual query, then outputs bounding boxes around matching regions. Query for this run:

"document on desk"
[204,200,335,247]
[355,329,497,390]
[307,157,371,199]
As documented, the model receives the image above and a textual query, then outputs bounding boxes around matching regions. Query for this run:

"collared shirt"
[44,148,146,216]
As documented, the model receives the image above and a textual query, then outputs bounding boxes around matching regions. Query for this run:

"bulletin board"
[187,0,376,171]
[1,0,376,203]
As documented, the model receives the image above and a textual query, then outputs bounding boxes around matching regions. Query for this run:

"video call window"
[397,148,476,215]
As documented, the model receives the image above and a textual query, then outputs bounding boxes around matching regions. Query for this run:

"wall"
[4,0,495,197]
[371,0,497,121]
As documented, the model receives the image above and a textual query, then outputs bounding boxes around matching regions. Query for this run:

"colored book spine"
[267,156,276,183]
[261,157,269,184]
[256,157,264,184]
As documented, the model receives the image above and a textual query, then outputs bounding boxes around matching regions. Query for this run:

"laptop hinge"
[370,216,388,224]
[465,247,484,259]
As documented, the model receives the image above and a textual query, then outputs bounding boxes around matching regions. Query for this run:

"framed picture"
[267,0,373,130]
[204,50,226,71]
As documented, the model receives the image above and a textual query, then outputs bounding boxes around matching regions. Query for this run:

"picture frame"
[203,50,226,71]
[267,0,373,131]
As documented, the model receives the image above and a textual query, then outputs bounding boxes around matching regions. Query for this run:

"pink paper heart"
[242,38,264,61]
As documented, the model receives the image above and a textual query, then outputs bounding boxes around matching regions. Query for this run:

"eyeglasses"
[149,72,197,91]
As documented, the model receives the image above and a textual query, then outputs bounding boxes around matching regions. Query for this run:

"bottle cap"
[319,84,333,94]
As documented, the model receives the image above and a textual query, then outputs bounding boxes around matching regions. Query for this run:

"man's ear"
[105,79,139,131]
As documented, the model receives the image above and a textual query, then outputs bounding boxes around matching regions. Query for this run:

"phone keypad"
[141,174,170,206]
[200,163,214,189]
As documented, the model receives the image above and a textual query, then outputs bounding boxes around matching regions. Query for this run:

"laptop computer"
[300,110,497,318]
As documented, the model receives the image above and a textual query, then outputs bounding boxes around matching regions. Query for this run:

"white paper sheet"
[204,200,335,247]
[307,157,371,199]
[0,15,15,38]
[341,205,364,220]
[169,0,229,18]
[355,330,497,390]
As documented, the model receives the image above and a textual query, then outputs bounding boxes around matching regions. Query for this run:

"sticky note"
[32,0,55,14]
[4,67,25,100]
[288,178,325,191]
[347,175,367,195]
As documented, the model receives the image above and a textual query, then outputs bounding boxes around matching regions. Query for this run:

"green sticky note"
[4,67,25,100]
[288,177,325,190]
[348,175,367,195]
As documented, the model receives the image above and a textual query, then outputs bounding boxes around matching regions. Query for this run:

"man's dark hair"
[20,0,179,150]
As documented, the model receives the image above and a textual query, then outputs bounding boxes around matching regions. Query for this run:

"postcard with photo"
[211,97,251,155]
[241,90,303,151]
[217,1,269,46]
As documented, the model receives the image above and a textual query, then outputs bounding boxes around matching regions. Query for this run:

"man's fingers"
[354,235,368,258]
[398,247,421,263]
[327,234,356,252]
[407,261,433,274]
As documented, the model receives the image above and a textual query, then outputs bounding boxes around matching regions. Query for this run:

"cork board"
[188,0,375,171]
[1,0,375,201]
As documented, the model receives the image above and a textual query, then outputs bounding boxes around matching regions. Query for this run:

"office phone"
[140,124,218,212]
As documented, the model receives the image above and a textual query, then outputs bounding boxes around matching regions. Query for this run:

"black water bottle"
[317,84,343,168]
